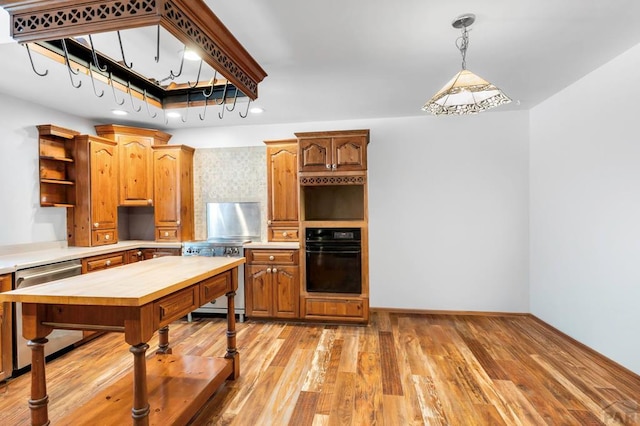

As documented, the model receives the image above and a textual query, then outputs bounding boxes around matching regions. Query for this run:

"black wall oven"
[305,228,362,294]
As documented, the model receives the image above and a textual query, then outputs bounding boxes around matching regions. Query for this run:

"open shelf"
[38,124,79,208]
[39,155,74,163]
[40,179,74,185]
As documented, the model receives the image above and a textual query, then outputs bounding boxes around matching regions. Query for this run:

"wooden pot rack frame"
[1,0,267,109]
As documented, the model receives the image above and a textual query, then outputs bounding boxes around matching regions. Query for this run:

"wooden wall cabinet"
[37,125,80,207]
[67,135,118,247]
[95,125,171,207]
[296,130,369,173]
[152,145,195,242]
[0,274,12,381]
[265,140,299,242]
[245,249,299,319]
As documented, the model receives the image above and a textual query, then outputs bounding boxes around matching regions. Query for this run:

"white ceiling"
[1,0,640,130]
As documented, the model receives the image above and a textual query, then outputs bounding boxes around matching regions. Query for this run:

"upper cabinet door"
[267,143,299,225]
[117,135,153,206]
[89,139,118,229]
[332,136,367,171]
[299,138,332,172]
[153,149,181,227]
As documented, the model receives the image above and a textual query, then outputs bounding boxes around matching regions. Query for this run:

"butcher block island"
[0,256,245,426]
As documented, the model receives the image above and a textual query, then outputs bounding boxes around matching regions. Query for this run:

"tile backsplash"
[193,146,267,241]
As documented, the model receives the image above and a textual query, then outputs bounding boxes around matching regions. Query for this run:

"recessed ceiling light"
[111,109,128,116]
[184,49,201,61]
[166,111,181,118]
[249,107,264,114]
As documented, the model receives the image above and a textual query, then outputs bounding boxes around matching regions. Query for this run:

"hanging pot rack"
[1,0,267,117]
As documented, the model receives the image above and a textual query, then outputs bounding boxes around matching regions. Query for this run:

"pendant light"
[422,13,511,115]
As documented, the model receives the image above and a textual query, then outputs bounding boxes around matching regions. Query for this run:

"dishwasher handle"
[15,263,82,288]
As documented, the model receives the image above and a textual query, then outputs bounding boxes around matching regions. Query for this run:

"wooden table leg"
[130,343,150,425]
[156,325,172,354]
[225,290,239,379]
[28,338,50,426]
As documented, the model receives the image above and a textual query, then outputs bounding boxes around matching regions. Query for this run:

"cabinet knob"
[266,268,272,273]
[164,232,169,237]
[105,234,110,240]
[326,164,331,169]
[137,251,142,256]
[147,199,153,204]
[272,267,278,273]
[269,255,275,261]
[153,254,158,258]
[105,260,111,266]
[93,222,99,228]
[332,164,337,170]
[282,231,288,237]
[176,220,181,226]
[267,220,272,225]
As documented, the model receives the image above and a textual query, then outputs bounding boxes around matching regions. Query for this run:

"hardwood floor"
[1,311,639,425]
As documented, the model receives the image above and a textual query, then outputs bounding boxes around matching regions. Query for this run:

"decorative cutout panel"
[300,175,366,186]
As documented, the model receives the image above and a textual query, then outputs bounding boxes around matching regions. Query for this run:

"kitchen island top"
[0,255,244,306]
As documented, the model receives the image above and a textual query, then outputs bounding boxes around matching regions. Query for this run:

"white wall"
[530,44,640,374]
[0,93,96,245]
[171,112,531,313]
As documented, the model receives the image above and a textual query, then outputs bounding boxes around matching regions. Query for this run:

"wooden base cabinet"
[245,249,299,319]
[127,247,181,263]
[0,274,12,381]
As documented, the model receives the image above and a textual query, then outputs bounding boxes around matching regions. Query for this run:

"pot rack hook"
[126,81,142,112]
[169,48,186,80]
[108,72,125,106]
[225,87,239,112]
[89,66,104,98]
[181,92,190,123]
[187,60,203,88]
[199,93,209,120]
[214,80,229,106]
[88,35,107,72]
[117,31,133,69]
[203,71,217,98]
[61,39,82,88]
[25,44,48,77]
[239,99,251,118]
[143,89,157,118]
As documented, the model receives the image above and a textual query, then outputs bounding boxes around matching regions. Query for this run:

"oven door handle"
[305,249,361,255]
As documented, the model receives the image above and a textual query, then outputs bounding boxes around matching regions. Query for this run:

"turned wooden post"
[225,289,239,379]
[28,338,50,426]
[130,343,150,426]
[156,325,172,354]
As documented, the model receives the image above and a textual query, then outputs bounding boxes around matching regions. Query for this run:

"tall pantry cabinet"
[265,139,299,242]
[67,135,118,247]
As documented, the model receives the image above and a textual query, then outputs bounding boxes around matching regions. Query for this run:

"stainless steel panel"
[206,202,261,241]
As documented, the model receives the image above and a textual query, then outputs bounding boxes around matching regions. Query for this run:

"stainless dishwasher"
[14,259,84,370]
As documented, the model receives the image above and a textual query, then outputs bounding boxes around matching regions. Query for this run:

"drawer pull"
[269,255,275,261]
[105,260,111,266]
[282,231,288,237]
[105,234,110,240]
[93,222,99,228]
[137,251,142,256]
[164,232,169,237]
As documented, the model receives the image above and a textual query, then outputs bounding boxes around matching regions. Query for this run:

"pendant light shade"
[423,14,511,115]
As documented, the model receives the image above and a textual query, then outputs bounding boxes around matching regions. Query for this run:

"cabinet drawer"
[247,249,298,265]
[200,272,231,304]
[156,227,179,241]
[305,298,365,318]
[268,227,299,242]
[82,252,126,273]
[155,286,199,327]
[91,229,117,246]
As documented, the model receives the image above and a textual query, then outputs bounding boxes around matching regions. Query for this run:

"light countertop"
[0,240,181,275]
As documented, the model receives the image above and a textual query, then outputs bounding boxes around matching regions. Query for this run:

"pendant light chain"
[456,26,470,70]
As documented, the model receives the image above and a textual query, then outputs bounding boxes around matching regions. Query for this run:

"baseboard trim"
[370,307,529,317]
[527,314,640,383]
